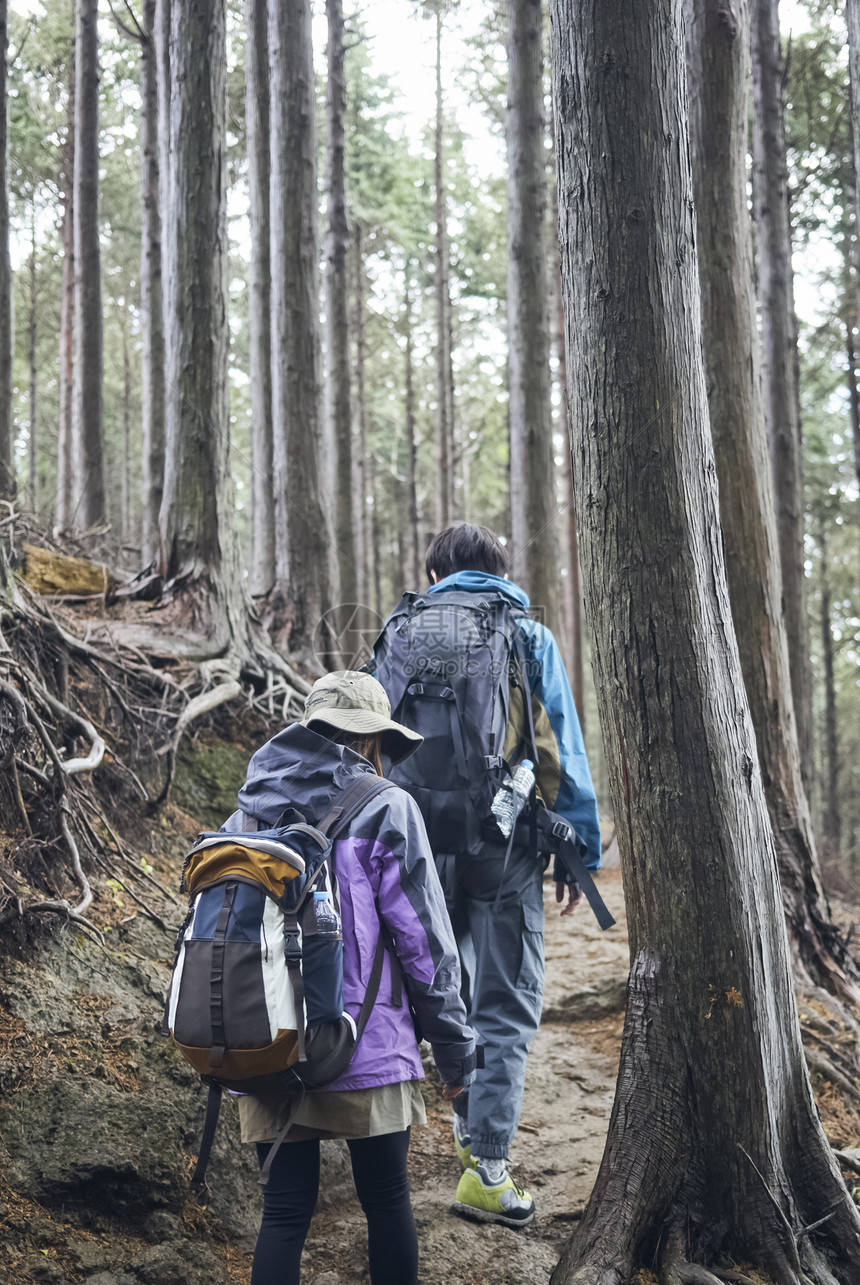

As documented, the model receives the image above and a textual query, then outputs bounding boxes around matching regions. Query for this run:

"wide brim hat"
[301,670,423,765]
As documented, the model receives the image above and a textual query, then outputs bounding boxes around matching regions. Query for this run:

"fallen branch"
[804,1045,860,1107]
[833,1148,860,1177]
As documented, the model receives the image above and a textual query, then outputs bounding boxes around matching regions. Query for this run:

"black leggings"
[252,1129,417,1285]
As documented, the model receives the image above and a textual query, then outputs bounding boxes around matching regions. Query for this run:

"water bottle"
[491,759,535,839]
[313,890,341,936]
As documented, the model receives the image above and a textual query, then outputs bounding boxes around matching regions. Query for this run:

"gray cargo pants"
[434,846,545,1161]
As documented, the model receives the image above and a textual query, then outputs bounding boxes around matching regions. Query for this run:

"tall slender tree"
[752,0,814,779]
[686,0,857,996]
[846,0,860,579]
[72,0,105,529]
[139,0,165,564]
[27,203,37,508]
[549,0,860,1278]
[403,272,421,591]
[56,40,75,532]
[325,0,358,632]
[245,0,274,597]
[506,0,559,632]
[268,0,335,658]
[159,0,228,598]
[432,2,454,530]
[817,521,841,861]
[0,0,13,503]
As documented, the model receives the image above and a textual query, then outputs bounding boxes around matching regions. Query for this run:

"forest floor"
[293,866,630,1285]
[2,639,860,1284]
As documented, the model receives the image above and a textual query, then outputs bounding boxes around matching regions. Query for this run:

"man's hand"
[555,881,583,917]
[441,1083,463,1100]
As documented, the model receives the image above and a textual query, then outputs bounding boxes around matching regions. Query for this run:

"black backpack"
[373,590,617,931]
[372,590,531,855]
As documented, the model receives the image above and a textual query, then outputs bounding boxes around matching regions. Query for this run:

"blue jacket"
[427,571,601,869]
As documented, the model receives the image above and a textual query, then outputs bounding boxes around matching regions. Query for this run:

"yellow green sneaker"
[453,1160,535,1228]
[453,1115,471,1169]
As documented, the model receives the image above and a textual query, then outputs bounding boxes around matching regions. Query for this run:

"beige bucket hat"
[301,671,423,765]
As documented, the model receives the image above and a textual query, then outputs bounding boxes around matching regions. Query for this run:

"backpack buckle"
[551,819,571,842]
[484,755,502,771]
[283,929,302,963]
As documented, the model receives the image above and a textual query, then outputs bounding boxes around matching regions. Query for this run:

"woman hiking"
[226,671,476,1285]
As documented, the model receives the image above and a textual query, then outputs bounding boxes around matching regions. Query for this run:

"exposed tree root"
[154,675,243,805]
[1,517,315,950]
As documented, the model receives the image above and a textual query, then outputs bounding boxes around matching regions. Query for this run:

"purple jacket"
[223,724,476,1092]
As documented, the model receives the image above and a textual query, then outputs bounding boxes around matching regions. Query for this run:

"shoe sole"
[452,1200,535,1229]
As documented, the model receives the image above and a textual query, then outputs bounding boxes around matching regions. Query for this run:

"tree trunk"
[751,0,814,783]
[556,276,585,726]
[154,0,170,248]
[353,224,373,618]
[848,1,860,555]
[506,0,560,633]
[121,322,131,547]
[325,0,358,642]
[433,7,454,531]
[404,272,421,591]
[28,204,37,511]
[159,0,228,595]
[847,318,860,583]
[56,43,75,533]
[72,0,105,530]
[549,1,860,1279]
[267,0,335,659]
[686,0,857,998]
[817,522,841,862]
[245,0,274,598]
[0,0,14,503]
[140,0,165,566]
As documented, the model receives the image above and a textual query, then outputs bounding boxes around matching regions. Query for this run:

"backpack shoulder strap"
[316,776,397,841]
[511,623,540,768]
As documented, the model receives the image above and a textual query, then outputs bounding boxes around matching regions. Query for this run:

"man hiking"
[372,522,601,1228]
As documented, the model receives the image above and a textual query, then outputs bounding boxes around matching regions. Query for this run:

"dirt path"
[298,869,629,1285]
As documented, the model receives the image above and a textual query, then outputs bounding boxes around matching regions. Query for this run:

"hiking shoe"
[452,1115,471,1169]
[453,1161,535,1228]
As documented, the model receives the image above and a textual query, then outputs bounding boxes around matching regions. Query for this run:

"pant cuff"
[470,1139,508,1160]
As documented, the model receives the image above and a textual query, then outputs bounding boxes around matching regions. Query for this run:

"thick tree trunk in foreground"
[0,0,14,503]
[325,0,358,640]
[549,1,860,1280]
[751,0,814,783]
[245,0,274,598]
[72,0,105,529]
[56,52,75,531]
[433,7,454,531]
[686,0,857,999]
[159,0,228,598]
[140,0,165,565]
[268,0,334,658]
[506,0,559,633]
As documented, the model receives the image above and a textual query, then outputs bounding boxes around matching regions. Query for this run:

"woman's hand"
[440,1083,463,1100]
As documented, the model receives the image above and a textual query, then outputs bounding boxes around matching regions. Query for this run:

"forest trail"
[296,869,629,1285]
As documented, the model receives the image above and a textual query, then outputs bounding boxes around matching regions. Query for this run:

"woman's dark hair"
[425,522,509,581]
[328,729,385,776]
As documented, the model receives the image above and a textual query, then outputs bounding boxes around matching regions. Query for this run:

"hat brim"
[302,708,423,765]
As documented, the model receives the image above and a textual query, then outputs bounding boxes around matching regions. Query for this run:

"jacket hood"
[427,569,530,610]
[235,723,377,830]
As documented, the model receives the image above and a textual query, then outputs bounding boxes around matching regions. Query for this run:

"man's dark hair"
[425,523,510,581]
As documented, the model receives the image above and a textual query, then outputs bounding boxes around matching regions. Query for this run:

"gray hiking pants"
[435,846,545,1161]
